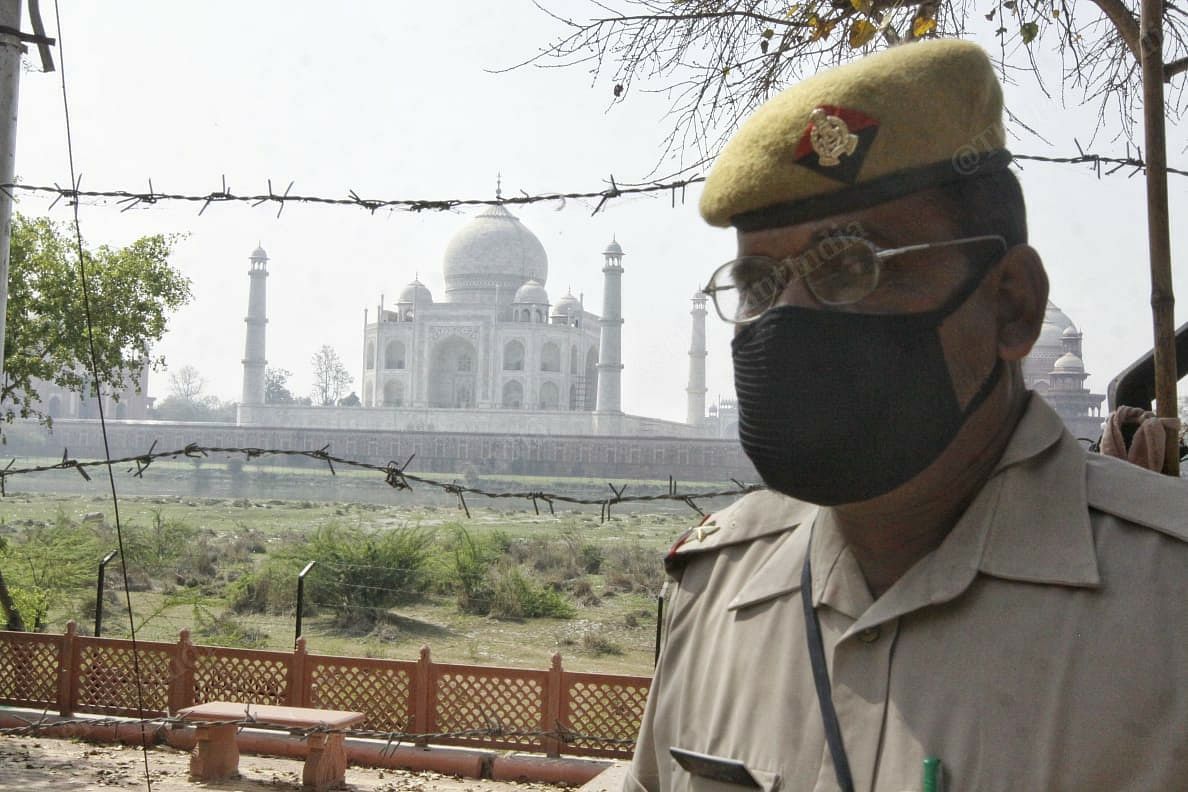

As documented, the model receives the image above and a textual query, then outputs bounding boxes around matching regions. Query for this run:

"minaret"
[686,291,708,425]
[596,238,624,414]
[241,244,269,404]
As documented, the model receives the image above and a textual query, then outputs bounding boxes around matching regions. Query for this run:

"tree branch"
[1089,0,1142,61]
[1166,54,1188,75]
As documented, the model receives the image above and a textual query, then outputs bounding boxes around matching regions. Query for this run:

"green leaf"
[1021,21,1039,43]
[762,27,775,39]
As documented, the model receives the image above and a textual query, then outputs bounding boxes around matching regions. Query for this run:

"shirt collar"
[727,394,1100,619]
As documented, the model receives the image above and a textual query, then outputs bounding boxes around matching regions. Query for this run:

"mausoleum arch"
[539,381,560,410]
[502,379,524,409]
[385,340,406,369]
[383,379,405,407]
[541,342,561,372]
[365,341,375,370]
[503,340,524,371]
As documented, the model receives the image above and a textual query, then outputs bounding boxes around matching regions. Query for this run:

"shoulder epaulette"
[664,490,816,575]
[1086,453,1188,543]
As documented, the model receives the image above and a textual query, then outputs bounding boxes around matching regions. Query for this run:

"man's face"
[733,189,1003,408]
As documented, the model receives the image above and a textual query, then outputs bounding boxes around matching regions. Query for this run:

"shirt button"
[857,627,881,643]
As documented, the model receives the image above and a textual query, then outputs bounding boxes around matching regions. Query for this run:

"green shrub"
[228,556,303,615]
[603,541,663,595]
[488,563,575,619]
[302,523,436,628]
[449,527,507,614]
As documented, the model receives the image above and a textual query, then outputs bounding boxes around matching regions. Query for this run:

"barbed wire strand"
[0,712,637,748]
[49,5,155,788]
[1,147,1185,219]
[0,443,763,521]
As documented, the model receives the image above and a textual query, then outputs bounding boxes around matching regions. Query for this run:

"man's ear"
[992,244,1049,362]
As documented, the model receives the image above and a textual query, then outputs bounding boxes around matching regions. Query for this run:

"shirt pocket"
[669,746,781,792]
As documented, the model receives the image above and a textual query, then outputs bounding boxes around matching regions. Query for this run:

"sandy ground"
[0,737,573,791]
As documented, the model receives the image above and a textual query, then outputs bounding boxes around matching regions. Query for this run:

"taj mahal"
[230,200,1106,441]
[235,203,729,438]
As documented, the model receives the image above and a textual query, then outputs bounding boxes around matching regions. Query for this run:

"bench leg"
[303,732,349,790]
[189,724,240,781]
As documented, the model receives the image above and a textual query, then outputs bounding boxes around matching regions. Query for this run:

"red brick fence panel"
[305,653,417,733]
[560,670,651,758]
[0,627,652,760]
[0,631,60,711]
[190,644,292,707]
[73,636,177,718]
[428,660,550,753]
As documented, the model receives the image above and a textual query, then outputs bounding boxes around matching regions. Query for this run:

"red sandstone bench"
[177,701,366,790]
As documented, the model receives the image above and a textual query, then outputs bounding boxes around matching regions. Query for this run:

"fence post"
[57,620,78,716]
[414,645,431,747]
[294,561,316,645]
[169,628,196,713]
[289,636,308,707]
[93,550,117,637]
[543,652,564,758]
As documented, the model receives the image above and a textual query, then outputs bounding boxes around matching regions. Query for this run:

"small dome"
[1062,325,1082,338]
[514,279,549,305]
[551,290,581,316]
[397,279,433,304]
[603,238,623,256]
[250,245,268,261]
[1054,352,1084,372]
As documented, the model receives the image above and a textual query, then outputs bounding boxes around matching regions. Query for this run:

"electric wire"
[50,4,153,789]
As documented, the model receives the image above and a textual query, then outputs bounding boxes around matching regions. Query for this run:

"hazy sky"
[13,2,1188,423]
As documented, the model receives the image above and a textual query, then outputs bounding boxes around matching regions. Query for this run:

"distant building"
[27,362,154,421]
[237,203,705,438]
[1022,301,1106,440]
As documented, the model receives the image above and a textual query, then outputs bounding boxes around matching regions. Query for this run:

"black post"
[654,583,667,668]
[94,550,118,637]
[295,560,316,645]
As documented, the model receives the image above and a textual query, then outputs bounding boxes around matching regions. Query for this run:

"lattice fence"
[0,624,651,758]
[192,647,290,706]
[431,665,548,751]
[563,673,651,757]
[306,656,415,732]
[74,639,175,716]
[0,634,59,709]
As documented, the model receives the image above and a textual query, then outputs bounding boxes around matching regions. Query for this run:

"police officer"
[627,39,1188,792]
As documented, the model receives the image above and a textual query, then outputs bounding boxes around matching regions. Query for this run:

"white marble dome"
[442,205,549,303]
[551,290,581,316]
[250,245,268,261]
[1054,352,1085,372]
[514,279,549,305]
[397,279,433,304]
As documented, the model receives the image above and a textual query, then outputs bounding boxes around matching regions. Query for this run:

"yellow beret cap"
[700,39,1009,230]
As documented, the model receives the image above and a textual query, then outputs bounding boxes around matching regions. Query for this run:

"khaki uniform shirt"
[627,396,1188,792]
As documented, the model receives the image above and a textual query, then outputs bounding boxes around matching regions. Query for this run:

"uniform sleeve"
[625,579,680,791]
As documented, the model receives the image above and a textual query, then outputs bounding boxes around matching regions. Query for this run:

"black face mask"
[731,269,1001,505]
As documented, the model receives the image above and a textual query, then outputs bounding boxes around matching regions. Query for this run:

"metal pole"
[1141,0,1180,475]
[0,0,24,389]
[654,582,667,668]
[94,550,117,637]
[294,560,316,645]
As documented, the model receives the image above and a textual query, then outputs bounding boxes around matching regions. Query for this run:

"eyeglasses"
[702,234,1007,324]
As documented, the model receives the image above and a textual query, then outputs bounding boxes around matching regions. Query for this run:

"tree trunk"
[0,567,25,631]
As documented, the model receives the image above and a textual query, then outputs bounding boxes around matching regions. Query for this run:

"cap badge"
[793,105,880,184]
[809,108,858,166]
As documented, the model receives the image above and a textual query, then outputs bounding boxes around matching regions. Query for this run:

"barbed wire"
[0,173,699,218]
[0,442,761,520]
[2,147,1185,220]
[0,712,636,748]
